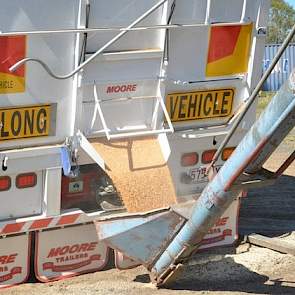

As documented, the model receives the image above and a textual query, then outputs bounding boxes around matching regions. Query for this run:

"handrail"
[9,0,169,80]
[1,22,252,37]
[207,24,295,171]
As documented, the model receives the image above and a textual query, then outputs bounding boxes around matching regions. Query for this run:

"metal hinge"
[61,131,105,178]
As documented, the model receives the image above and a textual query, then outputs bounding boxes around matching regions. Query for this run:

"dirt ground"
[5,244,295,295]
[4,130,295,293]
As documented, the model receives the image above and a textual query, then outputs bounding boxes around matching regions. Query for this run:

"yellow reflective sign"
[206,24,253,77]
[0,105,51,141]
[166,89,234,122]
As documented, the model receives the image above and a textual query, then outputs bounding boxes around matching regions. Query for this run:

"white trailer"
[0,0,269,288]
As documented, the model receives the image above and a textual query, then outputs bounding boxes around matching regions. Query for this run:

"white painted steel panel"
[81,55,162,84]
[43,168,62,217]
[209,0,244,23]
[86,0,167,52]
[0,171,43,220]
[209,0,267,24]
[165,27,210,82]
[0,145,62,175]
[170,0,207,24]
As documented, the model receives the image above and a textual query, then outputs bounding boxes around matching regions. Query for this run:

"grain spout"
[90,136,177,212]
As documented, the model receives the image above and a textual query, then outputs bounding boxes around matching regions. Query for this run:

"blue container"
[262,43,295,91]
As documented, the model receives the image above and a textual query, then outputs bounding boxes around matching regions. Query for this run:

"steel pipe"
[1,22,251,37]
[151,72,295,286]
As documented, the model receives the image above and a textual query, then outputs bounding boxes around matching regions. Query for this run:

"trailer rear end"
[0,0,282,289]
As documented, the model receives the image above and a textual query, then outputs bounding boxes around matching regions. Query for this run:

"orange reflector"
[16,173,37,189]
[222,147,236,161]
[0,176,11,191]
[181,152,198,167]
[202,149,217,164]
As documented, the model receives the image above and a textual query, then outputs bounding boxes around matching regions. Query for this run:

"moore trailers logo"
[106,84,137,94]
[43,242,101,272]
[0,253,22,283]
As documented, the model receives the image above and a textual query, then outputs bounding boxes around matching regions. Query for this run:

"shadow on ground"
[169,257,295,294]
[239,175,295,237]
[135,255,295,294]
[133,174,295,294]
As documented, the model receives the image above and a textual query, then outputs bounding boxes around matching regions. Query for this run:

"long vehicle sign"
[0,105,51,141]
[166,88,234,123]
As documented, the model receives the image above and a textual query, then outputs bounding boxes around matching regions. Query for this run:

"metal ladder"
[89,84,174,140]
[83,0,174,139]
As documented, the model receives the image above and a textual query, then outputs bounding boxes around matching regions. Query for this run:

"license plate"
[0,104,51,141]
[166,88,234,122]
[189,165,221,183]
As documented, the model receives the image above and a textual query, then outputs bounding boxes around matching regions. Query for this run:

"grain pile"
[90,136,177,213]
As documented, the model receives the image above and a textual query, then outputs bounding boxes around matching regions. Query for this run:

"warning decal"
[206,24,253,77]
[0,36,26,94]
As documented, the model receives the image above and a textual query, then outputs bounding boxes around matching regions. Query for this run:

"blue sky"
[286,0,295,8]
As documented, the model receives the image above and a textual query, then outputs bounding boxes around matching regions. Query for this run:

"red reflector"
[16,173,37,189]
[0,176,11,191]
[222,147,236,161]
[181,153,198,167]
[202,149,217,164]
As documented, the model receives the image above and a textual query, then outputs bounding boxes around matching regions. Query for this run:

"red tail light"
[0,176,11,191]
[202,149,217,164]
[181,152,198,167]
[16,173,37,189]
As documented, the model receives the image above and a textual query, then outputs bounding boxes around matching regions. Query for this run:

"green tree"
[267,0,295,43]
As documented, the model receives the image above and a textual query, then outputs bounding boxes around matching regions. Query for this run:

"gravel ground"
[5,244,295,295]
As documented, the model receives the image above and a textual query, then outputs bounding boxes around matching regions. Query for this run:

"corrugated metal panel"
[262,43,295,91]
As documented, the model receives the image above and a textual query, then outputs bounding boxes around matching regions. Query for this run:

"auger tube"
[151,72,295,286]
